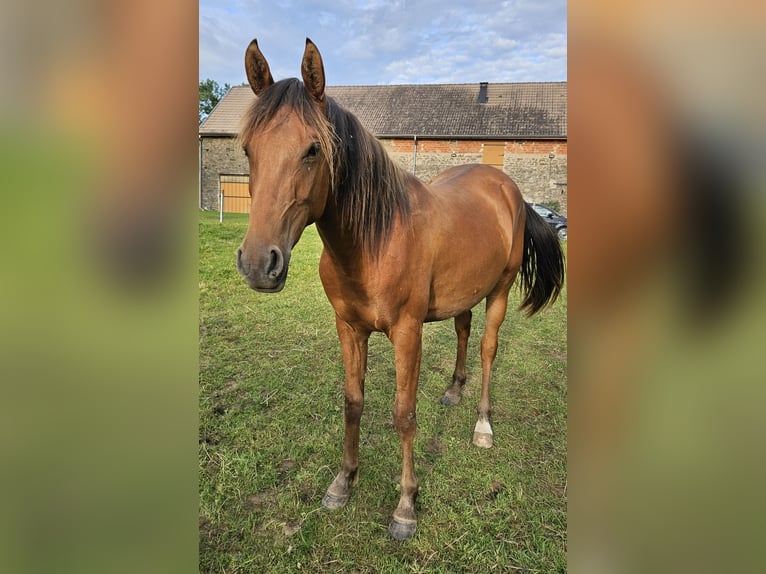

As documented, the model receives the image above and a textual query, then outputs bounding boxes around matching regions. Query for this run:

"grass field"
[199,210,567,573]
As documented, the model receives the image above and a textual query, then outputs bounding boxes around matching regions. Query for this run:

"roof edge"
[375,134,567,140]
[199,131,568,139]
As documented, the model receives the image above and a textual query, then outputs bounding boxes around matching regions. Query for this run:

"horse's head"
[236,39,333,292]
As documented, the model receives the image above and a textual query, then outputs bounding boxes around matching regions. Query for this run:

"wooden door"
[219,175,250,213]
[481,142,505,172]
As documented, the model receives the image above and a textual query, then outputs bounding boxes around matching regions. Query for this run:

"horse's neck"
[315,122,412,268]
[315,199,363,267]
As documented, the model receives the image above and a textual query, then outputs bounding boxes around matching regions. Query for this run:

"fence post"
[219,191,223,223]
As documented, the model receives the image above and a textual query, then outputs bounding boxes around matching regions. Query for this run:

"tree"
[199,79,231,123]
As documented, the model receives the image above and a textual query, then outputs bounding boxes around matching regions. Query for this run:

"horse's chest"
[324,283,404,332]
[319,266,409,332]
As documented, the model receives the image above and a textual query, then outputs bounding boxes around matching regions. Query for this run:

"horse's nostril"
[237,245,284,285]
[267,248,284,278]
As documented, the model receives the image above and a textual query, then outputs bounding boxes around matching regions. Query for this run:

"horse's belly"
[425,286,494,322]
[425,296,484,322]
[425,256,510,321]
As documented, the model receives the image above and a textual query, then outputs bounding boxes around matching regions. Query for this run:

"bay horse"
[236,38,565,541]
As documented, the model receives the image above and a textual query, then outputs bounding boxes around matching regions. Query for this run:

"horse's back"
[430,164,522,195]
[427,164,524,240]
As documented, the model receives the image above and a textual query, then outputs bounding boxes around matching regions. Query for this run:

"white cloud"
[199,0,566,86]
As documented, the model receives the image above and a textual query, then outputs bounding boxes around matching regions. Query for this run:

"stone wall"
[201,136,567,214]
[200,136,248,211]
[385,139,567,213]
[382,139,482,182]
[505,143,568,213]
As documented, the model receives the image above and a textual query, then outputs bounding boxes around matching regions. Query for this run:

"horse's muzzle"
[236,245,288,292]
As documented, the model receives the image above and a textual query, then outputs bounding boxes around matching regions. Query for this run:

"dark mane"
[325,96,411,254]
[240,78,410,254]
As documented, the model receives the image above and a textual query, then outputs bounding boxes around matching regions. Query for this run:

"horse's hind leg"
[322,317,369,509]
[473,290,510,448]
[440,310,472,405]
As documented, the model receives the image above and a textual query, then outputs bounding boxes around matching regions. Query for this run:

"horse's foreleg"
[388,319,423,541]
[441,310,472,405]
[474,290,510,448]
[322,317,369,510]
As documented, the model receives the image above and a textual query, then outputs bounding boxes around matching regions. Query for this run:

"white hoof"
[472,432,494,448]
[472,419,493,448]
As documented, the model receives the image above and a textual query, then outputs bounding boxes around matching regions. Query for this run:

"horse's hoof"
[388,517,417,541]
[321,490,349,510]
[472,432,494,448]
[440,393,461,406]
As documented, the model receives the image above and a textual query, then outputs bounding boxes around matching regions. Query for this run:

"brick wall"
[383,139,484,183]
[201,136,568,214]
[504,142,568,213]
[385,139,567,213]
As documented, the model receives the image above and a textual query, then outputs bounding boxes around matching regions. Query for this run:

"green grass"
[199,210,567,573]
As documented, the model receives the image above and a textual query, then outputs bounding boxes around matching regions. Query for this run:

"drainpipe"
[412,135,418,176]
[198,135,203,210]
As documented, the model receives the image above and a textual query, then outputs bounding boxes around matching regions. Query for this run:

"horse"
[236,38,565,541]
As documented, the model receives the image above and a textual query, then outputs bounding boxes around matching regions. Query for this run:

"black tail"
[518,203,565,317]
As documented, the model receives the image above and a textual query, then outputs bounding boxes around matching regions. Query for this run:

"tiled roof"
[199,82,566,139]
[198,86,255,135]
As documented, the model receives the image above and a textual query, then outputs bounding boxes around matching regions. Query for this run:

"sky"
[199,0,567,87]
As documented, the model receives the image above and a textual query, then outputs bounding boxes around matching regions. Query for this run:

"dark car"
[532,204,567,241]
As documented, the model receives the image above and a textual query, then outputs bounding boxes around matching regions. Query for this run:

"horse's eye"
[305,142,320,159]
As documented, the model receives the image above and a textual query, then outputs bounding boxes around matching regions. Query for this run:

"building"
[199,82,567,214]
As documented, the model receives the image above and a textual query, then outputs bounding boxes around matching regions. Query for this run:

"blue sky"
[200,0,566,87]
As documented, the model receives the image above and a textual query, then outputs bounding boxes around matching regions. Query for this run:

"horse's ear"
[245,39,274,96]
[301,38,326,106]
